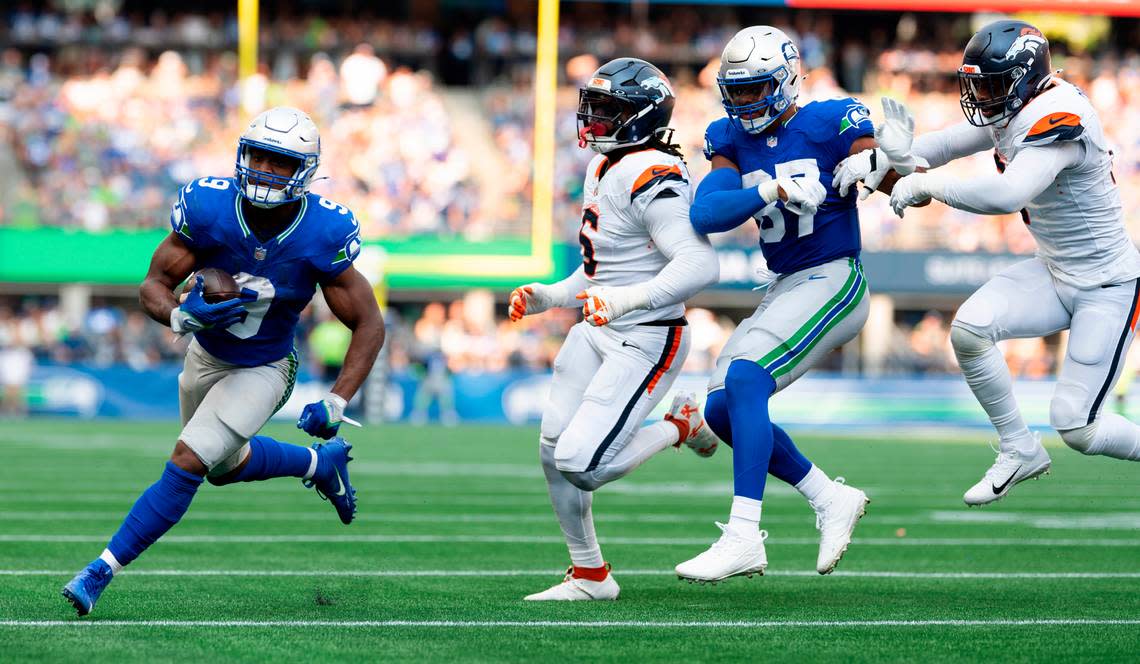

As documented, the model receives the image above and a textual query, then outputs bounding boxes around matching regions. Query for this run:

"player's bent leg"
[526,440,618,601]
[1052,285,1140,462]
[62,446,206,616]
[1060,414,1140,460]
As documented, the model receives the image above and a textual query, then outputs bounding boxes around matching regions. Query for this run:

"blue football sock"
[106,461,203,567]
[707,389,813,486]
[770,424,813,486]
[231,436,315,482]
[724,360,776,501]
[704,389,733,445]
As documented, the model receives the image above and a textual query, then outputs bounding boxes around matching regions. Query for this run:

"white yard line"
[3,569,1140,579]
[3,534,1140,546]
[0,619,1136,628]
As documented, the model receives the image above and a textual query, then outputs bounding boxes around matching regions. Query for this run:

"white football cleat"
[523,566,620,601]
[813,478,870,575]
[675,523,767,583]
[963,436,1051,507]
[665,392,718,458]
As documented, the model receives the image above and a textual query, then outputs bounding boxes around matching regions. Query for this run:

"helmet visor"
[958,65,1024,127]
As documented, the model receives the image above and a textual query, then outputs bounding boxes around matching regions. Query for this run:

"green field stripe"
[4,534,1140,546]
[3,619,1140,629]
[6,569,1140,579]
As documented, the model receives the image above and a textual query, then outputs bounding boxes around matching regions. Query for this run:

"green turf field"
[0,419,1137,662]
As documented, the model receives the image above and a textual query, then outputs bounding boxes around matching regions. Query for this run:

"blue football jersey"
[703,97,874,274]
[169,176,362,367]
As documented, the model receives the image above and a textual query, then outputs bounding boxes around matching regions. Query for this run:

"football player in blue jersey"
[675,26,913,582]
[61,107,385,616]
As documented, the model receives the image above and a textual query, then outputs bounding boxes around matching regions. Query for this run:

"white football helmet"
[234,106,321,208]
[717,26,802,134]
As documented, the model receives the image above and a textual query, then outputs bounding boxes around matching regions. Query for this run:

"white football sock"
[795,465,837,510]
[727,496,762,537]
[540,441,603,568]
[585,421,679,488]
[99,549,123,575]
[303,448,319,481]
[953,327,1037,454]
[1089,413,1140,460]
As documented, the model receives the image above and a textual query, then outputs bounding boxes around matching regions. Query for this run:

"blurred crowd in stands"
[0,292,1062,390]
[2,7,1138,254]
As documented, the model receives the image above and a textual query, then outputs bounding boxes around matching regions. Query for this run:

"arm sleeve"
[689,167,766,234]
[927,142,1083,215]
[912,121,993,169]
[547,266,590,308]
[642,194,720,309]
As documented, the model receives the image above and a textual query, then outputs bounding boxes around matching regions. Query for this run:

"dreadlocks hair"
[648,128,685,161]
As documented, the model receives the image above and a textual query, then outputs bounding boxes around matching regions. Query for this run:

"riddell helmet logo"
[1004,34,1046,61]
[959,64,981,74]
[588,77,612,91]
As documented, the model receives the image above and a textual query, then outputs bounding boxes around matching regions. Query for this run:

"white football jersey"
[990,79,1140,288]
[578,148,693,327]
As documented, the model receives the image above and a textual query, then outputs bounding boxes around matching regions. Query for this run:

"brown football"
[184,268,241,304]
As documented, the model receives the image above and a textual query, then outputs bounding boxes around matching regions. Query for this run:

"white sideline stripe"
[1,619,1137,629]
[5,534,1140,546]
[6,569,1140,579]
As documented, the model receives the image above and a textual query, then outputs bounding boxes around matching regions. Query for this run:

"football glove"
[889,173,935,218]
[297,393,348,439]
[832,148,892,200]
[759,176,827,216]
[876,97,918,176]
[576,285,650,327]
[170,276,252,335]
[508,282,567,322]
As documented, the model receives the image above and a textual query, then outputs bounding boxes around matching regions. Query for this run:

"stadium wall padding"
[23,363,1071,430]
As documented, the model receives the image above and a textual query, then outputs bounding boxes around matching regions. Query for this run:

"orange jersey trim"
[632,164,683,196]
[1027,112,1081,138]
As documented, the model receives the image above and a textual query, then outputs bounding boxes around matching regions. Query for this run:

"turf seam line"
[4,534,1140,546]
[5,569,1140,579]
[2,620,1139,629]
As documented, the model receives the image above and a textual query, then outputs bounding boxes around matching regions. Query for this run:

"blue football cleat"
[61,559,113,617]
[303,438,357,525]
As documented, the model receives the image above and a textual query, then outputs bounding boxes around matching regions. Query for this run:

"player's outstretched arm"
[579,192,718,327]
[890,142,1082,218]
[508,267,587,322]
[321,266,386,402]
[139,233,196,326]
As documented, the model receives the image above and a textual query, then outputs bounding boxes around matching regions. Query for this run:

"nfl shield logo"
[254,247,267,261]
[767,136,778,148]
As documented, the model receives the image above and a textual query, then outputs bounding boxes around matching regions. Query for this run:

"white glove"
[576,285,650,327]
[759,176,827,216]
[889,173,935,218]
[876,97,917,175]
[508,282,567,321]
[832,148,891,200]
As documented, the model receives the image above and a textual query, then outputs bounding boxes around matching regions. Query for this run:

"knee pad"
[1059,422,1098,455]
[539,437,558,471]
[552,424,592,474]
[704,389,732,447]
[1050,380,1093,432]
[561,470,602,492]
[724,359,775,400]
[949,322,993,358]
